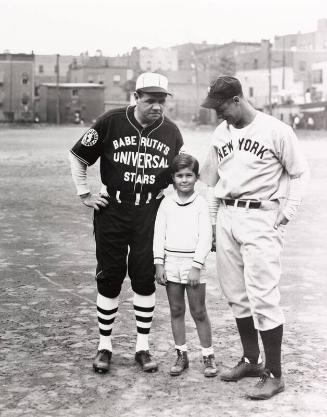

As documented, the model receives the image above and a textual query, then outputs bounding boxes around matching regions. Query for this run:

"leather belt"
[224,198,261,209]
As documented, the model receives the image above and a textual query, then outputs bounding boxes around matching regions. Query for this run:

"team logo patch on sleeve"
[81,129,98,146]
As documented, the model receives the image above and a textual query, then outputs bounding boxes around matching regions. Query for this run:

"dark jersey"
[70,106,184,194]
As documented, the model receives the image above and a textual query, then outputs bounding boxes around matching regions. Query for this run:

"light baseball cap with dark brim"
[137,86,172,96]
[135,72,172,96]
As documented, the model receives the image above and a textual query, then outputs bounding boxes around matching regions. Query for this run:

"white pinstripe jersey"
[200,111,307,201]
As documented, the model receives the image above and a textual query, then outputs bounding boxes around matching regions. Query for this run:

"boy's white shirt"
[153,190,212,269]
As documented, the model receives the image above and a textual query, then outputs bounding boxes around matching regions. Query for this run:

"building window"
[22,73,29,84]
[253,59,258,69]
[72,89,79,97]
[21,93,29,105]
[299,61,306,71]
[39,65,44,74]
[34,86,39,97]
[113,74,121,85]
[312,69,323,84]
[249,87,254,97]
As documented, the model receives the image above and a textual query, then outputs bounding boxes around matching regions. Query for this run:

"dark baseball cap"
[201,76,243,109]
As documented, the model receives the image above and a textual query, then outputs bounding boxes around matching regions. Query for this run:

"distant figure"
[307,116,315,130]
[293,115,300,130]
[74,111,81,124]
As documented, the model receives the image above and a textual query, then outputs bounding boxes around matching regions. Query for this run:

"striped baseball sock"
[133,292,155,352]
[97,293,119,352]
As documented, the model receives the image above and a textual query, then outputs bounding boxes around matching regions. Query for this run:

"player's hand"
[155,264,167,286]
[273,212,289,230]
[187,267,201,287]
[80,193,109,211]
[211,225,216,252]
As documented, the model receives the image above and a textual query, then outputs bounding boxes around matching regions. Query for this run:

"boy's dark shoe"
[135,350,158,373]
[203,354,218,377]
[246,371,285,400]
[93,349,112,373]
[220,357,264,381]
[170,350,189,376]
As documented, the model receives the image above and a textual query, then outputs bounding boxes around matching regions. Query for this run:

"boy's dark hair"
[171,153,199,176]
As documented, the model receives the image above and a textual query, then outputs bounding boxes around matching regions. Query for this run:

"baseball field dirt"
[1,125,327,417]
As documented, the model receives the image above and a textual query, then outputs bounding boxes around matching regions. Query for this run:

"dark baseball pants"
[94,197,162,298]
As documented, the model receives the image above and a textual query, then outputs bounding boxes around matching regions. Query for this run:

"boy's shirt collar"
[172,190,198,206]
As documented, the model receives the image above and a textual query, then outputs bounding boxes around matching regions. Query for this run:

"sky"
[1,0,327,56]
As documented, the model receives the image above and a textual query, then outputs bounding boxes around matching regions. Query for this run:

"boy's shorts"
[164,255,207,285]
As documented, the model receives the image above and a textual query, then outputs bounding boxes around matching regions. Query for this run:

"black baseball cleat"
[135,350,158,373]
[220,357,264,381]
[93,349,112,373]
[246,370,285,400]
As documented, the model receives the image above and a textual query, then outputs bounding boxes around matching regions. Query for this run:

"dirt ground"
[1,125,327,417]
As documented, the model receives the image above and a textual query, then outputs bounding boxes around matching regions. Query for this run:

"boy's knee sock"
[236,316,260,363]
[260,324,283,378]
[175,344,187,352]
[133,292,155,352]
[201,346,214,357]
[97,293,119,352]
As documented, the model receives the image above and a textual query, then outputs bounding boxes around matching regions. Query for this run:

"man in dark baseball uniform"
[69,72,184,373]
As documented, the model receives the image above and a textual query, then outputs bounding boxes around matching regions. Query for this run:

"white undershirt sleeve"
[153,203,167,265]
[207,186,220,225]
[282,167,310,221]
[69,152,90,196]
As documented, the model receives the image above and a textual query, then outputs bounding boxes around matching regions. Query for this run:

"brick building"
[236,66,304,109]
[194,41,261,80]
[236,40,327,93]
[139,47,178,72]
[0,53,35,122]
[68,60,134,111]
[38,83,104,124]
[274,19,327,51]
[172,42,216,71]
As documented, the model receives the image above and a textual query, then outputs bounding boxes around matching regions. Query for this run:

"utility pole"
[194,53,199,109]
[267,41,272,115]
[56,54,60,124]
[282,37,286,91]
[9,53,13,121]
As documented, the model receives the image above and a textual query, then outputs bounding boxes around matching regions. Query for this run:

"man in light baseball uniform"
[200,76,309,400]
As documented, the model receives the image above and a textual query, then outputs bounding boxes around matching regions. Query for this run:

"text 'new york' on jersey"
[200,111,307,200]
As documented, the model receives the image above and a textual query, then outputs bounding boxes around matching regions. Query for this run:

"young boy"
[153,154,217,377]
